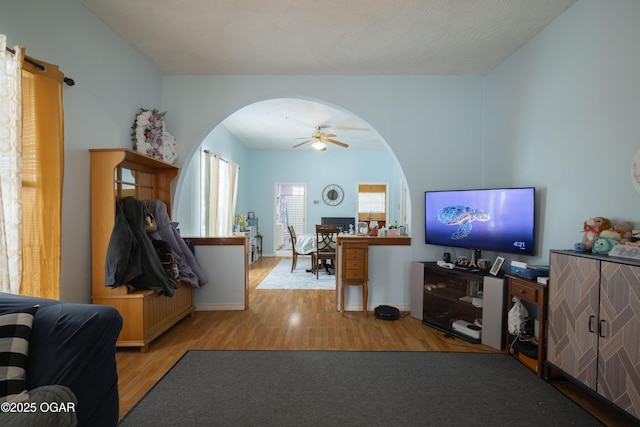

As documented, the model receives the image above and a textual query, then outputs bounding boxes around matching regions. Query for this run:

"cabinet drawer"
[345,250,366,260]
[345,260,365,271]
[344,270,367,280]
[344,242,368,250]
[511,281,538,303]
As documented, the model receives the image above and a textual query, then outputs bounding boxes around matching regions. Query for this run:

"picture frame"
[247,211,255,220]
[489,256,505,276]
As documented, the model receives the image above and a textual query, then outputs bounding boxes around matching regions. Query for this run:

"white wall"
[1,0,163,303]
[193,244,247,310]
[250,148,399,255]
[163,76,485,266]
[483,0,640,265]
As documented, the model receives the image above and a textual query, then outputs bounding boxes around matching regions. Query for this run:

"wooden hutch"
[90,149,193,352]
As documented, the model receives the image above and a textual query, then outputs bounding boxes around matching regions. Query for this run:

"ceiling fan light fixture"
[312,139,326,151]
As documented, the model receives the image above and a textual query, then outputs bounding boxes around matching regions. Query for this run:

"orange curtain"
[19,54,64,298]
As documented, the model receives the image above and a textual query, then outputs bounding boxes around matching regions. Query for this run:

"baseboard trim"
[342,304,410,312]
[195,303,246,311]
[195,303,410,312]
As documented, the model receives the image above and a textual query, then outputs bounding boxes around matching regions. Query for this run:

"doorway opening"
[274,183,306,257]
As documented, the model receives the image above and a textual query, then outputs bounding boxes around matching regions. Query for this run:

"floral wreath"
[131,108,177,164]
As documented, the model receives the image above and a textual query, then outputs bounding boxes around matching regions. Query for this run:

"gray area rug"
[257,259,335,290]
[119,351,601,426]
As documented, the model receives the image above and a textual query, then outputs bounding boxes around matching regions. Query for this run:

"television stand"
[418,262,506,349]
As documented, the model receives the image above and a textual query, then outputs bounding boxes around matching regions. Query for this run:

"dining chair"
[288,225,312,273]
[315,224,339,279]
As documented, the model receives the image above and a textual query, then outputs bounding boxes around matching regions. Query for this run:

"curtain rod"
[5,47,75,86]
[202,150,240,169]
[203,149,229,163]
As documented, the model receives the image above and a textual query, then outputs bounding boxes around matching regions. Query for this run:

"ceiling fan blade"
[293,139,311,148]
[324,138,349,148]
[322,133,337,138]
[328,126,370,131]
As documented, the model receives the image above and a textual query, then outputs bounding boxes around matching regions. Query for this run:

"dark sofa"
[0,293,123,426]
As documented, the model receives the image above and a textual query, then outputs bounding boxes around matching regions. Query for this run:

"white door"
[274,183,306,256]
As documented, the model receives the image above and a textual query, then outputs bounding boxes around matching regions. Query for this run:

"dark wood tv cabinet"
[419,262,506,349]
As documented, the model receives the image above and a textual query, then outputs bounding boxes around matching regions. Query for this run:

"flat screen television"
[424,187,535,255]
[321,217,355,233]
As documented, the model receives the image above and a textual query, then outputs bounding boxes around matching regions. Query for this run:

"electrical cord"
[509,334,519,354]
[510,333,539,356]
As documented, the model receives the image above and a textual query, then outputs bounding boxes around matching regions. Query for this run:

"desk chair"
[315,224,339,279]
[288,225,313,273]
[340,239,369,316]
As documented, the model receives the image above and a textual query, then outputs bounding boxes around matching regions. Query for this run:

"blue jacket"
[104,197,179,296]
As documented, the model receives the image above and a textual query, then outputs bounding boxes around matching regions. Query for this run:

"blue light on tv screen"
[425,187,535,255]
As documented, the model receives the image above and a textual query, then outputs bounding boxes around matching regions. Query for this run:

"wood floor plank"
[116,256,627,425]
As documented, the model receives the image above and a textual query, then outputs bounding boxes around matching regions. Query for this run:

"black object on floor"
[374,305,400,320]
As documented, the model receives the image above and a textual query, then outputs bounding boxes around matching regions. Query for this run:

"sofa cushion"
[0,306,38,402]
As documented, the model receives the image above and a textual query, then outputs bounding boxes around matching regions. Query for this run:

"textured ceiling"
[78,0,576,150]
[79,0,575,76]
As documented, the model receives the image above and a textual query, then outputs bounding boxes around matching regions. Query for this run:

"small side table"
[505,274,548,378]
[340,239,369,316]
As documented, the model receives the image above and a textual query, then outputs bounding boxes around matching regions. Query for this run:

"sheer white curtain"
[203,151,220,236]
[225,161,239,234]
[202,150,239,236]
[0,35,23,294]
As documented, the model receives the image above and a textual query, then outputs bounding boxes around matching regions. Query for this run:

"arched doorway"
[174,97,409,257]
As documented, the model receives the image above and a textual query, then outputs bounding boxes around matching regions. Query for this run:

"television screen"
[425,187,535,255]
[321,217,355,233]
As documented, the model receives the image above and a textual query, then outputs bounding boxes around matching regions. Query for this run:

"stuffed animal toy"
[592,237,618,254]
[614,221,633,243]
[600,229,621,241]
[582,217,613,251]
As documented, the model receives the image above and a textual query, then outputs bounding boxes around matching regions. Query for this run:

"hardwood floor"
[116,257,632,425]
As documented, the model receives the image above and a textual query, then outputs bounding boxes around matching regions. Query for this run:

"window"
[0,42,65,297]
[357,183,387,226]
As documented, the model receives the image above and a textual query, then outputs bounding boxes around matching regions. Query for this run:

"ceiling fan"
[293,125,349,151]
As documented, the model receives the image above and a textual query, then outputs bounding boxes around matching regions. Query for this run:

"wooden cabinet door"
[598,262,640,419]
[548,252,600,389]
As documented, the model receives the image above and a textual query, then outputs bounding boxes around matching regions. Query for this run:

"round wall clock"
[322,184,344,206]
